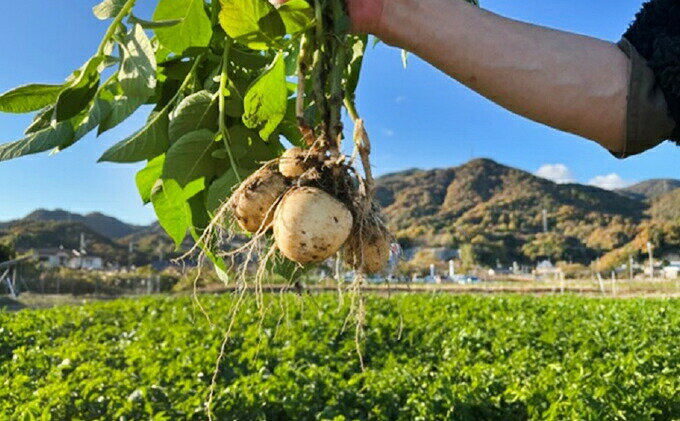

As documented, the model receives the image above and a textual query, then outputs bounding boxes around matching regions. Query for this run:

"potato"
[344,227,391,274]
[274,187,353,264]
[231,167,288,233]
[278,147,318,178]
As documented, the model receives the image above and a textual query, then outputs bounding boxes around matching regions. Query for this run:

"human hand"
[269,0,385,35]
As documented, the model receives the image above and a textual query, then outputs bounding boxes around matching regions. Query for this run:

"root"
[354,290,366,371]
[206,284,247,421]
[191,255,214,326]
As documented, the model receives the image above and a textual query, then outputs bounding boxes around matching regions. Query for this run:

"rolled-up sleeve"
[615,0,680,158]
[615,38,676,157]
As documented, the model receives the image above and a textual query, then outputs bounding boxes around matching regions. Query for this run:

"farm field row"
[1,293,678,420]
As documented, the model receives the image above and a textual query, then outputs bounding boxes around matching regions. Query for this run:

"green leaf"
[151,177,205,247]
[118,24,157,100]
[187,191,210,233]
[93,0,126,20]
[346,35,367,97]
[25,106,55,134]
[128,14,183,29]
[151,178,201,247]
[69,96,112,145]
[163,129,218,187]
[169,91,218,142]
[54,57,103,122]
[0,84,63,114]
[206,168,249,212]
[136,154,165,204]
[98,107,170,163]
[230,47,270,69]
[97,94,145,135]
[153,0,212,54]
[242,53,287,139]
[0,123,74,162]
[278,99,303,147]
[227,124,255,160]
[277,0,314,34]
[219,0,285,50]
[183,177,206,199]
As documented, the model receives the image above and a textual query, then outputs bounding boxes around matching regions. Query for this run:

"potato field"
[1,294,678,420]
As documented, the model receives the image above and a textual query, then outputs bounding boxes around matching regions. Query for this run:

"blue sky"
[0,0,677,225]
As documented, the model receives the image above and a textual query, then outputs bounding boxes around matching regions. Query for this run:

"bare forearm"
[375,0,629,152]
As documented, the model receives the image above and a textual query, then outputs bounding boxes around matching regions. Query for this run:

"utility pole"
[647,242,654,280]
[628,254,634,281]
[79,232,86,269]
[542,209,548,233]
[156,240,164,262]
[128,241,134,269]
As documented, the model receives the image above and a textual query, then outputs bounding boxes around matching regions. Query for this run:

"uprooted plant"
[0,0,477,415]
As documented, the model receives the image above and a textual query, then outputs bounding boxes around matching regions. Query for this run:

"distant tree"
[0,242,15,262]
[522,233,568,262]
[459,244,478,273]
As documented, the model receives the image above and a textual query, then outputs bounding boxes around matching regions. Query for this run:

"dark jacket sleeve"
[619,0,680,156]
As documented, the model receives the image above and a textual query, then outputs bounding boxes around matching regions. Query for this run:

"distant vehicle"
[466,276,481,284]
[451,275,481,284]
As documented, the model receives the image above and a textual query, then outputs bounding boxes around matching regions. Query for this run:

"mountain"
[616,179,680,201]
[375,159,647,264]
[0,220,125,258]
[0,219,166,266]
[650,189,680,223]
[2,159,676,269]
[15,209,146,239]
[117,222,189,258]
[0,211,173,265]
[596,187,680,271]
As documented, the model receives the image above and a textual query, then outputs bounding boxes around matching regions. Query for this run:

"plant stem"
[155,54,204,115]
[210,0,220,27]
[343,97,359,122]
[328,46,346,146]
[296,34,317,147]
[95,0,136,57]
[175,54,205,101]
[328,0,348,148]
[218,38,242,182]
[296,35,309,123]
[344,97,374,195]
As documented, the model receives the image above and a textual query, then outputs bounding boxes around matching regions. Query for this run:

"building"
[32,247,104,270]
[34,247,71,268]
[534,260,563,278]
[68,250,104,270]
[662,264,680,280]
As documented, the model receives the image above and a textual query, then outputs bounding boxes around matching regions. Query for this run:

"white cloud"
[535,164,575,184]
[382,128,394,137]
[587,173,632,190]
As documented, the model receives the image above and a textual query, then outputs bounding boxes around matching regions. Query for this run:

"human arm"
[355,0,629,152]
[349,0,679,156]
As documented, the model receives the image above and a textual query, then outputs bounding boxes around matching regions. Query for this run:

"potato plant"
[0,0,365,275]
[0,0,481,281]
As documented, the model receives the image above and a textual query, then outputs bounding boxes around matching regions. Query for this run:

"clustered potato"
[230,148,390,273]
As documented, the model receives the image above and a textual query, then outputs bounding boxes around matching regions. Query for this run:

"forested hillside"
[3,159,677,268]
[375,159,651,265]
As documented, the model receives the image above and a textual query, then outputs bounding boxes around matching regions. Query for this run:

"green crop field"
[1,294,678,420]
